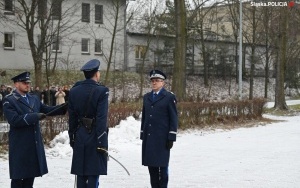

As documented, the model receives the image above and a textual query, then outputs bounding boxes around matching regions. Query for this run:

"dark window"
[5,0,13,11]
[95,5,103,24]
[38,0,47,19]
[81,38,90,53]
[52,36,60,51]
[95,39,102,53]
[51,0,62,20]
[82,3,90,22]
[4,33,14,49]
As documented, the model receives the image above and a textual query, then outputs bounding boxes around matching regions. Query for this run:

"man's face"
[14,81,30,95]
[150,78,164,92]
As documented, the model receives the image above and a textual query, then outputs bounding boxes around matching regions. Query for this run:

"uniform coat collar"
[148,88,167,103]
[12,90,35,110]
[73,79,100,87]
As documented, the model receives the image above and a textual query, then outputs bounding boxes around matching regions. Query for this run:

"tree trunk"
[264,46,269,99]
[249,7,256,100]
[274,7,288,110]
[27,26,43,87]
[104,1,120,85]
[263,7,270,99]
[172,0,187,101]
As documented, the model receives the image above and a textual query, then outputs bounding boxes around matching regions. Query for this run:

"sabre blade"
[98,148,130,176]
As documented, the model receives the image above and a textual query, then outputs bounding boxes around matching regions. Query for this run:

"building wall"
[0,0,126,71]
[126,33,174,72]
[126,32,274,76]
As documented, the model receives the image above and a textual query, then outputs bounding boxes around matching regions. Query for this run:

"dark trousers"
[11,178,35,188]
[148,166,169,188]
[77,175,99,188]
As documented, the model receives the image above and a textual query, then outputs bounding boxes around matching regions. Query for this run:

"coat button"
[149,124,151,126]
[148,133,150,136]
[150,115,152,117]
[36,141,38,144]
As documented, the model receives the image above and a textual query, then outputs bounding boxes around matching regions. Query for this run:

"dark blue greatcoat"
[68,79,109,175]
[3,90,66,179]
[140,88,178,167]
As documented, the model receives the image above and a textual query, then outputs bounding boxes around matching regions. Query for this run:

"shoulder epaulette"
[4,93,13,98]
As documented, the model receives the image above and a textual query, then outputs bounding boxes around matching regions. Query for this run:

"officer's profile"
[2,71,68,188]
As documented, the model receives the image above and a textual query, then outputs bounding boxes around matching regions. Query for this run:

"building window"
[52,36,61,52]
[135,45,147,59]
[82,3,90,23]
[4,33,14,49]
[38,0,47,19]
[5,0,13,12]
[95,39,103,54]
[82,38,90,53]
[51,0,62,20]
[95,5,103,24]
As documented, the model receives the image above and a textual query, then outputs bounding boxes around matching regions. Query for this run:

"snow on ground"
[1,113,300,188]
[265,100,300,108]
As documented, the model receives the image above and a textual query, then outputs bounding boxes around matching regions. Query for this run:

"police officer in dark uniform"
[2,71,68,188]
[140,70,178,188]
[68,59,109,188]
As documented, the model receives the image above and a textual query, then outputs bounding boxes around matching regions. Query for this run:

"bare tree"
[0,0,81,87]
[225,0,241,83]
[274,6,288,110]
[257,6,274,99]
[103,0,124,85]
[242,5,262,99]
[172,0,187,101]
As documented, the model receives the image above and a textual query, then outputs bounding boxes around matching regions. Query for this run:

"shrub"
[178,98,267,129]
[0,98,266,145]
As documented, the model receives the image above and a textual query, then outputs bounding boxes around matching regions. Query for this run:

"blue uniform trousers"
[11,178,34,188]
[77,175,99,188]
[148,166,169,188]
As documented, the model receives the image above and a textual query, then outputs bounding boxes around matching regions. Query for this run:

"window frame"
[94,39,103,55]
[81,38,90,54]
[38,0,48,19]
[82,3,90,23]
[51,36,62,52]
[51,0,62,20]
[135,45,147,59]
[95,4,103,24]
[3,32,15,50]
[4,0,14,12]
[4,0,14,15]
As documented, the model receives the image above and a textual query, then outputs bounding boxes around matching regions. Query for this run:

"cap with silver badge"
[149,70,166,80]
[11,72,31,83]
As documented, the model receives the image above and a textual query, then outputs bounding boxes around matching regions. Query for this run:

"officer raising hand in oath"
[2,71,68,188]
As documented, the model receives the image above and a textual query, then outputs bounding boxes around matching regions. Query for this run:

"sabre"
[46,102,68,116]
[97,147,130,176]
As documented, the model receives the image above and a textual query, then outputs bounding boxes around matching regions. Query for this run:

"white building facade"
[0,0,126,71]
